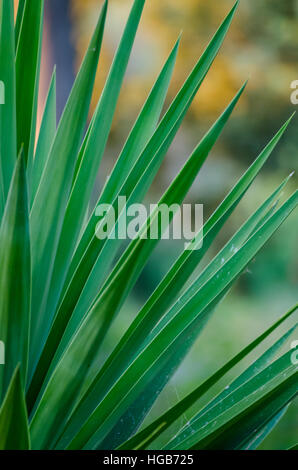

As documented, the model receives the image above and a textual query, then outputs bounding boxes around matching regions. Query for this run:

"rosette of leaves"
[0,0,297,450]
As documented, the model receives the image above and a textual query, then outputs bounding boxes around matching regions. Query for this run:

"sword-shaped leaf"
[0,367,30,450]
[28,1,107,381]
[0,152,30,399]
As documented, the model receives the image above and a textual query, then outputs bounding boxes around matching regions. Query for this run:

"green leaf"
[193,370,297,450]
[0,159,4,219]
[45,0,164,341]
[0,367,30,450]
[166,352,297,450]
[14,0,25,48]
[98,37,181,208]
[27,2,240,408]
[86,82,246,314]
[56,136,293,449]
[27,34,179,405]
[89,161,290,350]
[30,69,56,204]
[28,187,297,450]
[172,320,297,450]
[27,1,107,383]
[0,0,17,197]
[288,443,298,450]
[15,0,43,164]
[140,117,294,326]
[241,406,289,450]
[0,151,30,399]
[26,52,179,411]
[66,1,239,287]
[197,376,296,449]
[28,82,244,416]
[74,192,297,449]
[54,0,240,325]
[3,0,294,452]
[58,82,246,372]
[197,321,297,421]
[66,117,293,396]
[94,287,296,449]
[118,306,297,450]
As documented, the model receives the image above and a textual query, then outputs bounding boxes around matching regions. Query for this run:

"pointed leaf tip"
[230,1,240,16]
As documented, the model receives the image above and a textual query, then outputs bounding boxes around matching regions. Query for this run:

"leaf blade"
[27,1,241,408]
[30,69,56,203]
[15,0,43,164]
[45,0,170,336]
[0,0,17,197]
[28,1,107,382]
[56,0,240,318]
[0,367,30,450]
[118,307,297,450]
[0,151,30,399]
[29,188,297,450]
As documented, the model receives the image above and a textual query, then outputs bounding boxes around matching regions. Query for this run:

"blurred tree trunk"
[45,0,75,120]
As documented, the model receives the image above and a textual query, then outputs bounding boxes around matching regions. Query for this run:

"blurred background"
[22,0,298,448]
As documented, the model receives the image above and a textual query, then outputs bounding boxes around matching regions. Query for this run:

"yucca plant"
[0,0,297,451]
